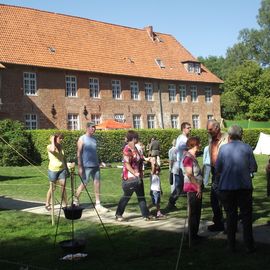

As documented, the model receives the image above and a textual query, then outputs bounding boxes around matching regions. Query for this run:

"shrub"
[3,124,269,165]
[0,119,36,166]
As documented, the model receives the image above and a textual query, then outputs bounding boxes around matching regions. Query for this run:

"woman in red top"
[182,136,203,243]
[115,130,151,221]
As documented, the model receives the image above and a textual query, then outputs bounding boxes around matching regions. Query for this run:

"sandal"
[45,204,51,211]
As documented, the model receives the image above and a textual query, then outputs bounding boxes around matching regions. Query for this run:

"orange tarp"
[95,119,132,130]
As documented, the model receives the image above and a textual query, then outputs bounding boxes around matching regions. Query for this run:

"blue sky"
[1,0,262,58]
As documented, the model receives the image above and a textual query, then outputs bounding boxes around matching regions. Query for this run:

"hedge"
[26,128,270,165]
[1,120,269,166]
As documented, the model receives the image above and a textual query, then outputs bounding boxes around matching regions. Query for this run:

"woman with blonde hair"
[45,133,68,210]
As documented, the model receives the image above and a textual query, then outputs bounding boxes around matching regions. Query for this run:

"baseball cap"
[86,122,96,128]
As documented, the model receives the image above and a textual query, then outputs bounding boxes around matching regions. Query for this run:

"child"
[149,160,165,218]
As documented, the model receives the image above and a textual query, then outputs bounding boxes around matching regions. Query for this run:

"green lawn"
[0,155,269,223]
[0,155,269,270]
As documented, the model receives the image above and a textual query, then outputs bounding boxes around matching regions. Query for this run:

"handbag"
[183,182,198,192]
[125,176,141,184]
[169,172,174,185]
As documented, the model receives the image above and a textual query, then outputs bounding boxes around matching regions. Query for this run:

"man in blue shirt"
[215,125,257,253]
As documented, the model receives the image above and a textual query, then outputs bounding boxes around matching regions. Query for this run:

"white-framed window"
[147,115,155,129]
[66,76,77,97]
[130,81,139,100]
[25,114,37,129]
[179,85,187,102]
[185,62,201,74]
[205,87,212,103]
[91,114,101,125]
[191,85,198,102]
[171,115,179,128]
[67,114,79,130]
[207,114,214,120]
[168,84,176,102]
[133,114,141,129]
[194,63,201,74]
[23,72,37,95]
[145,83,153,101]
[112,80,121,99]
[192,115,200,129]
[114,114,125,122]
[155,58,165,68]
[89,78,100,98]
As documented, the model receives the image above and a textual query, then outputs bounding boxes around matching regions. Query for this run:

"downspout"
[0,64,4,111]
[157,81,164,129]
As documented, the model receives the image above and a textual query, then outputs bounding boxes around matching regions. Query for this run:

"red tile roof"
[0,4,222,83]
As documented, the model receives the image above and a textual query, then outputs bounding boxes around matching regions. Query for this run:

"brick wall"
[0,64,221,129]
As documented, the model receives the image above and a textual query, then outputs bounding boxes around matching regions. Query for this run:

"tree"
[0,119,33,166]
[248,67,270,120]
[197,56,226,80]
[226,0,270,67]
[221,61,262,119]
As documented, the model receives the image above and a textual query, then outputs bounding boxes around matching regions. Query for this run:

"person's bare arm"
[77,138,84,177]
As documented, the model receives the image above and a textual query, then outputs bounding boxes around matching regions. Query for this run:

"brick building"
[0,4,223,130]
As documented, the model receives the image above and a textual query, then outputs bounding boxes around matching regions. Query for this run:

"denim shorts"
[48,169,67,182]
[150,190,161,205]
[82,167,100,184]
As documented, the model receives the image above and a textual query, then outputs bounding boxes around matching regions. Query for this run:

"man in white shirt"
[167,122,191,209]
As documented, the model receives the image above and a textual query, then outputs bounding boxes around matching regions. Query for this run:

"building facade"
[0,5,223,130]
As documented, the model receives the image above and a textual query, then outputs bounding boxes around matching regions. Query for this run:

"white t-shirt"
[175,134,188,169]
[150,174,161,191]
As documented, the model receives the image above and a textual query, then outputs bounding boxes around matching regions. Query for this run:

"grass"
[0,155,270,269]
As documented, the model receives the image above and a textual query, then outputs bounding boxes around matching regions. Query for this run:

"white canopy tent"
[253,132,270,155]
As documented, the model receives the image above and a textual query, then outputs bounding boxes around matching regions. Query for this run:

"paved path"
[1,196,270,244]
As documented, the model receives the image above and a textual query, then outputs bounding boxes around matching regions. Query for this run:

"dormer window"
[155,58,165,68]
[183,61,201,74]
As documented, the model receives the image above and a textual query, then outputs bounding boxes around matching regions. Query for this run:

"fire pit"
[63,206,84,220]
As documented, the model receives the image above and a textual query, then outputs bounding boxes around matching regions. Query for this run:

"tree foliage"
[200,0,270,120]
[197,56,226,80]
[0,119,35,166]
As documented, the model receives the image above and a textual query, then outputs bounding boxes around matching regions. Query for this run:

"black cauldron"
[59,239,86,254]
[63,206,84,220]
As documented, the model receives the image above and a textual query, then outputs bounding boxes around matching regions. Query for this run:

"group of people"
[46,122,109,213]
[167,120,257,252]
[46,119,259,253]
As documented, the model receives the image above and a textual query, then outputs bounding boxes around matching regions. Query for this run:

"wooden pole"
[51,182,55,226]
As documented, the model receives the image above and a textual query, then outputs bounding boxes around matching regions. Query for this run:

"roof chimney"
[144,25,154,41]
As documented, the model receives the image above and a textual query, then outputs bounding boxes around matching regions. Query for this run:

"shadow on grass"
[0,175,36,182]
[1,223,270,270]
[0,196,43,210]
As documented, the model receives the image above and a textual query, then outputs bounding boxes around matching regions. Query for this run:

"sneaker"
[156,212,166,219]
[207,224,225,232]
[143,215,156,221]
[115,215,125,222]
[95,204,110,213]
[73,197,79,206]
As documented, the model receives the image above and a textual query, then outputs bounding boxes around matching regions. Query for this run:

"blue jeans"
[210,166,224,226]
[168,169,184,206]
[203,164,211,186]
[116,178,149,218]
